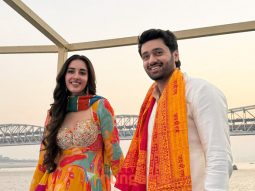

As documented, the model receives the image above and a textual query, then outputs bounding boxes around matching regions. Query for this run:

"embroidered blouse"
[30,98,124,191]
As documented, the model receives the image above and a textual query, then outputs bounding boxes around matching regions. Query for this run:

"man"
[115,29,233,191]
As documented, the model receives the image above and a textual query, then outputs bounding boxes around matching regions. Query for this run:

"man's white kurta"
[147,73,233,191]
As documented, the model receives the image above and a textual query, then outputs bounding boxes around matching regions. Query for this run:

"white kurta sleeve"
[190,80,233,191]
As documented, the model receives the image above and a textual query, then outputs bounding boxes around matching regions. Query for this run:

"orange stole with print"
[115,69,192,191]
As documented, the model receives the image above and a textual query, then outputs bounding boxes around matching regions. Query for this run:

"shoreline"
[0,161,36,169]
[232,162,255,170]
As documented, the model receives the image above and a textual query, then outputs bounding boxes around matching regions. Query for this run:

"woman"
[30,54,124,191]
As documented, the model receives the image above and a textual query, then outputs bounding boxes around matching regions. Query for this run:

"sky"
[0,0,255,126]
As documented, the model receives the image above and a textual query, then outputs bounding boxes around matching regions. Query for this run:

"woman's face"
[65,59,88,96]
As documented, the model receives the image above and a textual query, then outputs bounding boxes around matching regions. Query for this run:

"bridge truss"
[1,105,255,146]
[0,124,43,146]
[228,105,255,136]
[116,115,138,139]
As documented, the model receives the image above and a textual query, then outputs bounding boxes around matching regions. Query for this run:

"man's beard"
[147,58,175,81]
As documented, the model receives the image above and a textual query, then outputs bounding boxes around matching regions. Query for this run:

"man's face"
[141,38,178,82]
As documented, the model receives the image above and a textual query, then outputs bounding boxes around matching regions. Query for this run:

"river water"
[0,136,254,190]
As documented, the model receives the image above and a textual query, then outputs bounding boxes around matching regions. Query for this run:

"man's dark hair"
[138,29,181,68]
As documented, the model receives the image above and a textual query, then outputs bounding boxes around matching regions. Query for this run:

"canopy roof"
[1,0,255,71]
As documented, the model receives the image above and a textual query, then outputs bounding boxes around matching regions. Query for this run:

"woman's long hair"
[42,54,96,172]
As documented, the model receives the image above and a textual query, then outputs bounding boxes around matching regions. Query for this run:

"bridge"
[0,115,138,147]
[228,105,255,136]
[1,105,254,146]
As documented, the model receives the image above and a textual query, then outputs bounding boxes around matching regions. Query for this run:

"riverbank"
[230,164,255,190]
[0,161,36,168]
[0,163,254,191]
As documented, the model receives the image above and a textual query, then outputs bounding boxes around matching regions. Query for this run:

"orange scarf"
[115,69,192,191]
